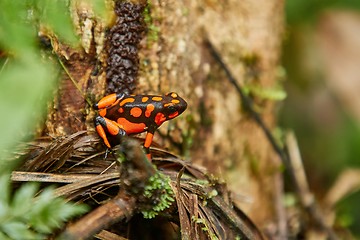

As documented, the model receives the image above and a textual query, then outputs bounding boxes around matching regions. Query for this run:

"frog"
[94,92,187,159]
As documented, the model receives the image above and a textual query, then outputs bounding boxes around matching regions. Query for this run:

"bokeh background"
[282,0,360,236]
[1,0,360,237]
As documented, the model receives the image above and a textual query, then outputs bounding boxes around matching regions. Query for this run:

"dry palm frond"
[12,131,263,240]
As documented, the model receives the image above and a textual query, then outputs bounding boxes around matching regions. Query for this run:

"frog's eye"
[167,105,177,113]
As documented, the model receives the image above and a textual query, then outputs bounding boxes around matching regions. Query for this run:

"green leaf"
[90,0,108,20]
[0,58,55,171]
[0,1,58,170]
[0,177,10,221]
[0,181,88,237]
[0,1,93,236]
[1,221,40,240]
[0,1,91,237]
[0,231,11,240]
[28,188,88,233]
[0,175,10,208]
[0,54,55,154]
[27,188,58,233]
[0,1,37,54]
[39,0,78,45]
[11,183,38,217]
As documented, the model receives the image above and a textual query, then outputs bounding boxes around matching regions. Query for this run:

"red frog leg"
[143,132,154,160]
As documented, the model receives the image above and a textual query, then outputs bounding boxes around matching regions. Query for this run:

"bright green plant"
[0,0,107,238]
[0,175,88,239]
[0,0,106,172]
[141,172,175,219]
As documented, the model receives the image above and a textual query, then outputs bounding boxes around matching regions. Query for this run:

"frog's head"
[162,92,187,120]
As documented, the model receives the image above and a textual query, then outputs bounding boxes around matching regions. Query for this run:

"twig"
[286,132,313,208]
[324,169,360,209]
[95,230,128,240]
[11,171,96,183]
[205,38,338,240]
[53,172,119,198]
[171,168,264,240]
[58,191,136,240]
[274,169,287,240]
[58,138,156,239]
[286,132,338,239]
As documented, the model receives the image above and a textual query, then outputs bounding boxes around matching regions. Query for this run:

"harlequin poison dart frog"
[94,92,187,159]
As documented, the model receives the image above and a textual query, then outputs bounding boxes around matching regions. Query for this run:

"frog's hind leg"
[94,116,126,148]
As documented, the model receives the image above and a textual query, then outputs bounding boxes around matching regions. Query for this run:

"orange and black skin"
[94,92,187,159]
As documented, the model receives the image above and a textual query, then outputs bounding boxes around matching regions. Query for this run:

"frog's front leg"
[93,92,125,110]
[94,116,126,148]
[143,131,154,160]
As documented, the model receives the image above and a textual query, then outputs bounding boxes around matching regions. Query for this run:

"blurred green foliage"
[336,191,360,234]
[284,0,360,237]
[0,174,88,239]
[0,0,106,172]
[286,0,360,24]
[0,0,107,238]
[0,0,79,171]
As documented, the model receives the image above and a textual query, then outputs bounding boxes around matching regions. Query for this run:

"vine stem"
[58,58,93,107]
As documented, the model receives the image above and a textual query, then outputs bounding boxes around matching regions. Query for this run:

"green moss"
[207,189,218,199]
[115,151,126,163]
[141,172,175,219]
[192,216,219,240]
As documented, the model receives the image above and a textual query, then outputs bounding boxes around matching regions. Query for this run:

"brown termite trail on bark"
[106,0,147,95]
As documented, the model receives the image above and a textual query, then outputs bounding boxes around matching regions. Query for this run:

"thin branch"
[58,191,136,240]
[204,38,338,240]
[204,39,288,166]
[274,169,287,240]
[286,132,313,207]
[286,132,338,239]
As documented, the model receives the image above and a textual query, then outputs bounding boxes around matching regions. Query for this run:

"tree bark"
[47,0,285,235]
